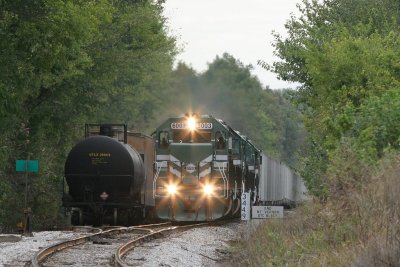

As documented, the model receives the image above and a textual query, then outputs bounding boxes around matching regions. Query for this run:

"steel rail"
[30,222,171,267]
[114,227,177,267]
[114,223,208,267]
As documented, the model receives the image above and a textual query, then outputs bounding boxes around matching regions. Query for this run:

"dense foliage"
[0,0,175,231]
[157,54,305,165]
[0,1,303,232]
[231,2,400,265]
[267,0,400,198]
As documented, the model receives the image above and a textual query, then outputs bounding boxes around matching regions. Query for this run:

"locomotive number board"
[171,122,213,130]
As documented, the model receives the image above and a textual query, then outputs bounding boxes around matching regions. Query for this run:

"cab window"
[232,139,240,154]
[215,131,226,149]
[159,131,169,148]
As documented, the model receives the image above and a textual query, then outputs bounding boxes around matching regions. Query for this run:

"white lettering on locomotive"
[171,122,185,129]
[170,122,213,130]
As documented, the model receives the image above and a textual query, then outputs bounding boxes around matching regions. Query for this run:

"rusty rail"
[114,223,208,267]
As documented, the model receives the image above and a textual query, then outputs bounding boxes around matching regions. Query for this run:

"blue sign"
[16,160,39,172]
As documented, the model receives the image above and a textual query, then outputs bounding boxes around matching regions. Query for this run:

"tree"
[80,0,176,131]
[267,0,400,197]
[156,62,199,120]
[164,54,305,164]
[0,0,176,229]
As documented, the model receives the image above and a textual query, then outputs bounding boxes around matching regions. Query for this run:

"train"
[62,114,307,226]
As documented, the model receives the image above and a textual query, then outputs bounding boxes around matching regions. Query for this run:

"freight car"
[152,114,260,221]
[62,124,155,226]
[258,153,308,208]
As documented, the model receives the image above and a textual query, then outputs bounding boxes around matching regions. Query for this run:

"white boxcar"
[258,152,307,207]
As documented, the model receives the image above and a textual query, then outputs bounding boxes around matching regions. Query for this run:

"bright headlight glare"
[167,184,177,195]
[188,117,196,130]
[203,184,214,195]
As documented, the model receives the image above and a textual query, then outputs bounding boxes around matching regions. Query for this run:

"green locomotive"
[152,114,261,221]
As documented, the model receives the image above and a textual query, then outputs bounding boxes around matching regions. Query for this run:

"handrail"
[152,161,167,198]
[214,161,228,198]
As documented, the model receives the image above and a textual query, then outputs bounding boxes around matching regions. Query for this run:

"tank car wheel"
[71,210,81,226]
[113,208,128,226]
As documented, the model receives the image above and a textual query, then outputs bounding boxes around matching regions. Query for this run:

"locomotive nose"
[182,175,198,185]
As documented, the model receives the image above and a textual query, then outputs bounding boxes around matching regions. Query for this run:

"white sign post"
[241,193,250,220]
[252,206,284,219]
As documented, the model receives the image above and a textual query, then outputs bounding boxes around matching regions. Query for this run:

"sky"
[162,0,302,89]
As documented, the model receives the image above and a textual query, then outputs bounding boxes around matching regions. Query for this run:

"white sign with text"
[252,206,284,219]
[241,193,250,220]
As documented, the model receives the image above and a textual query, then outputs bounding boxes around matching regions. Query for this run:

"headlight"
[187,117,196,131]
[203,184,214,196]
[167,184,177,195]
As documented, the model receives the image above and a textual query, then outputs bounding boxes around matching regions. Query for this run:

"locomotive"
[152,114,260,221]
[63,115,307,225]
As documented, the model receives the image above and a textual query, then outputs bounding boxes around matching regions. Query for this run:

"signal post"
[16,158,39,236]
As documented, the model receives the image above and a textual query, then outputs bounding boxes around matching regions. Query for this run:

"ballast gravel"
[0,221,261,266]
[0,231,89,266]
[126,224,243,266]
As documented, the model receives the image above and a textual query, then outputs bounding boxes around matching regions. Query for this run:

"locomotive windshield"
[172,130,211,143]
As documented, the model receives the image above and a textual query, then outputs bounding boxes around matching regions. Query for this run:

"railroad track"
[31,222,207,267]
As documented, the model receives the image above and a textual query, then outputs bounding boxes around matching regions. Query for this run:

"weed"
[228,153,400,266]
